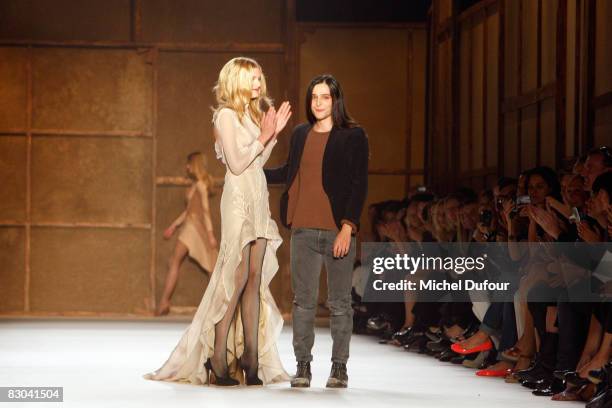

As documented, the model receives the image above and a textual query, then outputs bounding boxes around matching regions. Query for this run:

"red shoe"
[451,339,493,355]
[476,368,512,377]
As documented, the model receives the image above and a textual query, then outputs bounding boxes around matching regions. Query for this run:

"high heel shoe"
[204,359,240,386]
[238,358,263,386]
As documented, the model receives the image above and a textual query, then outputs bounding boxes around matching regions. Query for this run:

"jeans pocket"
[292,227,306,235]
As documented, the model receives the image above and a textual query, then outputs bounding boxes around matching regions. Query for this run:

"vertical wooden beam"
[424,6,433,188]
[573,0,582,155]
[283,0,297,109]
[517,0,523,174]
[149,47,159,314]
[467,19,474,185]
[130,0,143,42]
[427,2,439,189]
[450,1,461,192]
[536,0,542,166]
[582,0,595,151]
[498,0,506,178]
[483,9,488,188]
[556,0,568,167]
[405,31,414,194]
[24,46,32,312]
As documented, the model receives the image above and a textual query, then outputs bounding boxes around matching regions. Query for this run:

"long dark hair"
[305,74,358,129]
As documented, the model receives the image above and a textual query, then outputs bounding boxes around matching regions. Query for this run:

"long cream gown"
[144,106,289,385]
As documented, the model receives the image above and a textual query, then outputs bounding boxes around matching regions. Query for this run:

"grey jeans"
[290,227,356,364]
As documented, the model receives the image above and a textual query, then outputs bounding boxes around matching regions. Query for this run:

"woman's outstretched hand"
[259,107,277,145]
[274,101,292,136]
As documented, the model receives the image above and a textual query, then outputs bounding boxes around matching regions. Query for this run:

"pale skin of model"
[156,161,217,316]
[310,82,353,258]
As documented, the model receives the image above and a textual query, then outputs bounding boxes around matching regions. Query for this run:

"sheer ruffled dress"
[144,107,289,385]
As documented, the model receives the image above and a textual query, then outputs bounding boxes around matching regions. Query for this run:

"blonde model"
[156,151,218,316]
[145,57,292,386]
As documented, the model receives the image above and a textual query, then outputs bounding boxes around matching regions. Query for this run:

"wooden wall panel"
[367,176,407,213]
[486,13,499,168]
[541,0,557,85]
[0,137,26,222]
[521,105,538,169]
[471,21,484,170]
[504,0,520,98]
[141,0,283,43]
[594,0,612,96]
[540,98,557,167]
[31,49,152,132]
[594,105,612,147]
[430,35,454,191]
[0,0,131,41]
[521,0,538,93]
[0,48,27,129]
[29,228,150,313]
[504,112,520,176]
[459,29,471,173]
[0,228,25,312]
[31,138,152,224]
[410,30,427,172]
[565,0,577,157]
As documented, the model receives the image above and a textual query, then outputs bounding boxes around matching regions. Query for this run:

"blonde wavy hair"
[187,152,214,190]
[431,200,455,242]
[212,57,272,127]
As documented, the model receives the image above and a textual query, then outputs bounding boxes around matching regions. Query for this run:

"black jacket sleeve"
[264,160,289,185]
[263,130,294,185]
[342,128,369,230]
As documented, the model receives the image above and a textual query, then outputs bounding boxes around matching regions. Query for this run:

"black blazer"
[264,123,369,232]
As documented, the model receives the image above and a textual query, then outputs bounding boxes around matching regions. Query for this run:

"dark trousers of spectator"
[481,302,517,353]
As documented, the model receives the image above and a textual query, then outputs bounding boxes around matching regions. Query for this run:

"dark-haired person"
[264,74,369,388]
[581,146,612,190]
[510,167,571,395]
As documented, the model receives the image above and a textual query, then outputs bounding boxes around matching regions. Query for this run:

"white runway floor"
[0,319,580,407]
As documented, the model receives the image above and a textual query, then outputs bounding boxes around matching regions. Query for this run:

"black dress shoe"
[392,327,417,345]
[521,375,552,390]
[427,338,451,353]
[403,334,427,352]
[438,349,458,362]
[532,377,565,396]
[392,327,411,339]
[450,355,466,364]
[367,314,391,332]
[516,362,549,383]
[424,327,442,342]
